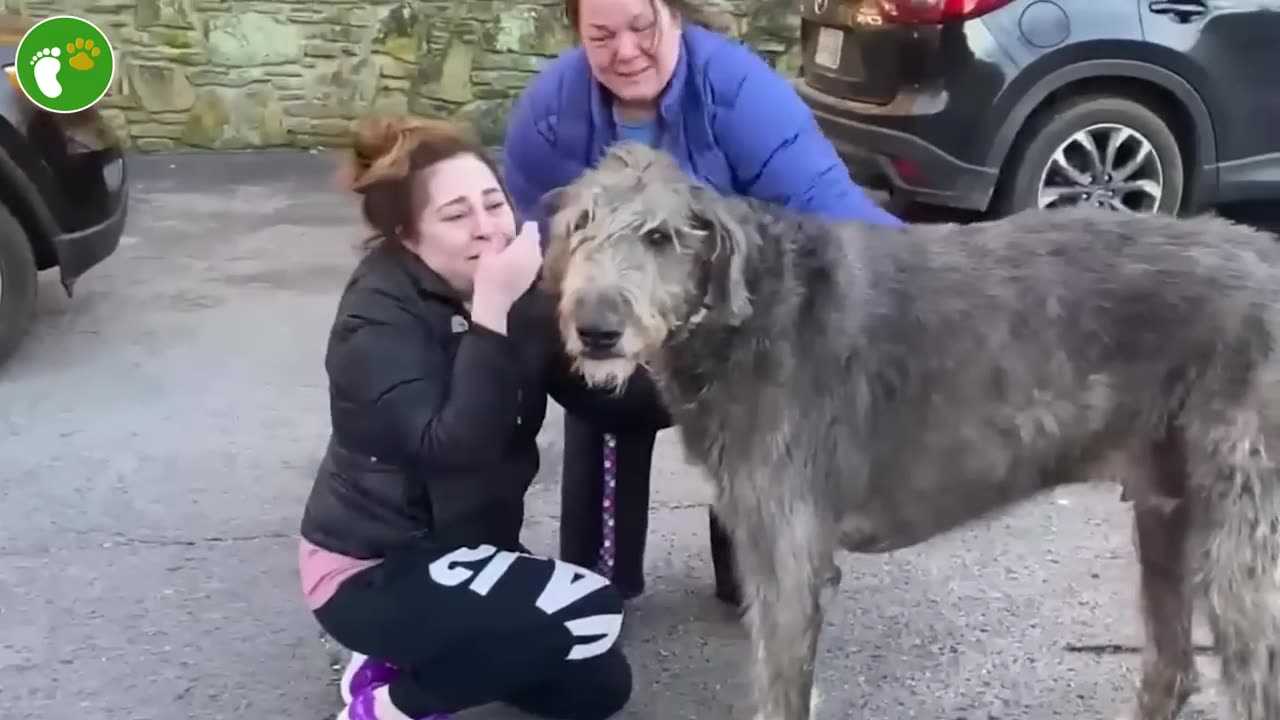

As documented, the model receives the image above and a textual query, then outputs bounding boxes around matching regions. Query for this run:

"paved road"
[0,150,1239,720]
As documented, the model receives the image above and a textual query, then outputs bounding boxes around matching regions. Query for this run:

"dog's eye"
[571,211,590,233]
[689,215,714,234]
[642,228,673,247]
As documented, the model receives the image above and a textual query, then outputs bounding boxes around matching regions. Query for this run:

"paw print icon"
[67,37,103,71]
[13,15,115,114]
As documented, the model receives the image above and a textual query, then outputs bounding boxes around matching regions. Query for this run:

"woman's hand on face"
[471,221,544,334]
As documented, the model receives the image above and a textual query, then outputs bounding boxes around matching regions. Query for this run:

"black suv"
[0,17,128,367]
[795,0,1280,218]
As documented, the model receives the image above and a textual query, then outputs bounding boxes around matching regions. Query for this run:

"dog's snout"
[577,325,622,351]
[573,292,626,354]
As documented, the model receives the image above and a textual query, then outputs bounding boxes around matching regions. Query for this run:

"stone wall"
[2,0,802,152]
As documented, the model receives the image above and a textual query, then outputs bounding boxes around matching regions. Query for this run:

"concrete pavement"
[0,150,1231,720]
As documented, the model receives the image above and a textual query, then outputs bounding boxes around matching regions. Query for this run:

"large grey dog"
[540,141,1280,720]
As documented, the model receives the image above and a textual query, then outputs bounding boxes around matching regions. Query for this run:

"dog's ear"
[539,188,591,297]
[688,185,752,325]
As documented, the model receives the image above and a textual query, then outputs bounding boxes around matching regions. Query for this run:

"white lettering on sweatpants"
[426,544,623,660]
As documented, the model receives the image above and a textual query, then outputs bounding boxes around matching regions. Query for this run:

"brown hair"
[563,0,726,37]
[341,115,505,251]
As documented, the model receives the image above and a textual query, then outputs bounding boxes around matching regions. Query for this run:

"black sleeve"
[544,339,673,433]
[326,288,523,469]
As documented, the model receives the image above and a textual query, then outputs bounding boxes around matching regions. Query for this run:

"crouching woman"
[297,116,668,720]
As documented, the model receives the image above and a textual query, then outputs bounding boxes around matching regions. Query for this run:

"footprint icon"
[29,46,62,99]
[66,37,101,71]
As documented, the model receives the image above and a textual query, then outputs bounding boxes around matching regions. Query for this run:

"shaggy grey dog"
[540,141,1280,720]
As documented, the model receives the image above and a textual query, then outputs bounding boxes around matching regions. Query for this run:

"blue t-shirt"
[613,110,659,148]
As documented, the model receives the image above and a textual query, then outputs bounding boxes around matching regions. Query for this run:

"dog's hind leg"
[1129,430,1199,720]
[719,468,835,720]
[1187,407,1280,720]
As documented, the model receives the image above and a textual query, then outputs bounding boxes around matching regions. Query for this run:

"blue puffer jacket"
[502,22,903,229]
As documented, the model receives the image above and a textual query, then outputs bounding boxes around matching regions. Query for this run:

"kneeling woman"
[297,116,669,720]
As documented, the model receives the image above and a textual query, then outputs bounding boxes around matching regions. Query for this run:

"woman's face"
[577,0,682,108]
[407,153,516,296]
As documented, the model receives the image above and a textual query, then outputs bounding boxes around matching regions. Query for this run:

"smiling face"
[575,0,683,110]
[406,152,516,295]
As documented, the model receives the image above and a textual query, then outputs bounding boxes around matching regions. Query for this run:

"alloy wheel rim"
[1036,123,1164,214]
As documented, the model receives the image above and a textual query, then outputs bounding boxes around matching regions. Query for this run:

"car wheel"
[993,94,1184,217]
[0,203,38,368]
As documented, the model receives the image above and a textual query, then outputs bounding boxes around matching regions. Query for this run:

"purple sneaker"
[339,652,400,705]
[336,685,450,720]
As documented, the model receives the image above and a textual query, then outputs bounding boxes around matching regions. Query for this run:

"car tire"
[993,94,1184,218]
[0,203,38,368]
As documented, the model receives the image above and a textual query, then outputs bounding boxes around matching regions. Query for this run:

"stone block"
[308,118,354,136]
[135,0,197,29]
[181,85,289,149]
[97,109,134,149]
[127,62,196,112]
[304,42,343,58]
[470,69,534,92]
[206,12,304,67]
[135,138,177,151]
[187,67,265,88]
[130,45,207,66]
[270,76,306,91]
[373,1,424,64]
[147,27,200,49]
[129,122,185,139]
[482,4,573,56]
[422,37,475,103]
[472,52,547,73]
[376,54,411,80]
[305,55,379,113]
[319,24,367,45]
[453,98,514,148]
[370,93,408,116]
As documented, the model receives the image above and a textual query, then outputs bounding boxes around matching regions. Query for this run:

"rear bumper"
[796,81,1000,212]
[54,150,126,292]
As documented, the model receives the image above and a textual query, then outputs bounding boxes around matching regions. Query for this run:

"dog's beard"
[573,356,641,393]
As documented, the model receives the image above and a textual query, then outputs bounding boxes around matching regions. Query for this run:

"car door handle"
[1148,0,1207,22]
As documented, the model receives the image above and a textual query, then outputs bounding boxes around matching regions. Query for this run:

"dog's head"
[540,142,756,389]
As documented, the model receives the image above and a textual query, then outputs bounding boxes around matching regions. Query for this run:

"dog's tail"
[1191,402,1280,719]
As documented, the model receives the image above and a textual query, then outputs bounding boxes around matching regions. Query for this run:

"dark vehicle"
[0,16,128,367]
[795,0,1280,218]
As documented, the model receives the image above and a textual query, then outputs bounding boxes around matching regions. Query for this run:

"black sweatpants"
[558,412,742,604]
[313,539,632,720]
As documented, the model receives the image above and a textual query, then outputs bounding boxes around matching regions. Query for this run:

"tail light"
[876,0,1015,23]
[3,65,21,95]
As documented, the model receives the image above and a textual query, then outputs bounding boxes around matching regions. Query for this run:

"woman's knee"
[586,647,633,719]
[510,646,633,720]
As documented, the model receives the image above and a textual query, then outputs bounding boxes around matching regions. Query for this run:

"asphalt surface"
[0,149,1254,720]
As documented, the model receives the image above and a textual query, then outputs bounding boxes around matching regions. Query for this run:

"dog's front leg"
[721,473,834,720]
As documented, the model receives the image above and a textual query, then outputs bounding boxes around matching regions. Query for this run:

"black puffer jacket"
[300,241,671,558]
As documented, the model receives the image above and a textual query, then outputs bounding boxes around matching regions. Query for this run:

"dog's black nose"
[577,325,622,351]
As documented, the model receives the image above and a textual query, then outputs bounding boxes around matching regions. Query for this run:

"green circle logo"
[14,15,115,114]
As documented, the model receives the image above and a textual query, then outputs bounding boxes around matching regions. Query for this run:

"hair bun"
[343,115,424,193]
[339,114,487,196]
[352,116,407,165]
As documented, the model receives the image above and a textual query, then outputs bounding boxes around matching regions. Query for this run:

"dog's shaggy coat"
[541,142,1280,720]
